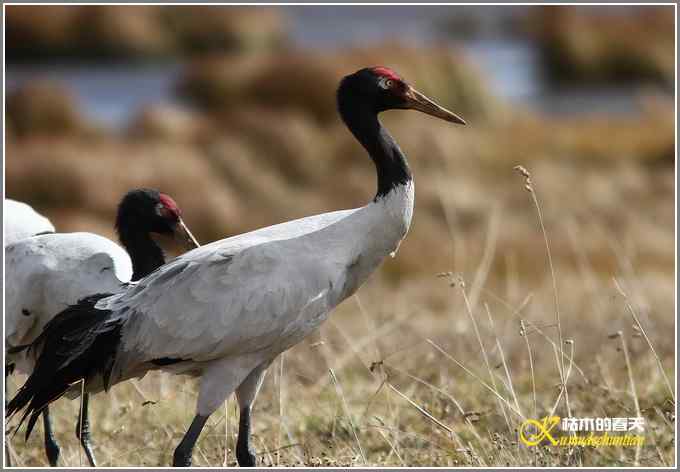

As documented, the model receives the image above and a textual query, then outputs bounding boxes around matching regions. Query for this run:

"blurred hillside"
[6,5,288,59]
[4,5,676,467]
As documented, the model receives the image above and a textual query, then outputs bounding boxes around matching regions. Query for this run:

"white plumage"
[4,189,197,467]
[4,199,55,246]
[5,232,132,372]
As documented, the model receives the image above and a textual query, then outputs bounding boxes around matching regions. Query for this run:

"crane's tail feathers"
[6,293,124,440]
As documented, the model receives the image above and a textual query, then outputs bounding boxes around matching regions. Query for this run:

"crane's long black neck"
[339,101,412,200]
[117,227,165,282]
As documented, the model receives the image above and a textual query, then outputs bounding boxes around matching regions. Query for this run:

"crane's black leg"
[173,414,208,467]
[42,406,60,466]
[236,407,256,467]
[75,393,96,467]
[235,364,267,467]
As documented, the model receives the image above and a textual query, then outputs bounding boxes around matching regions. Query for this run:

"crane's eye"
[156,202,170,219]
[378,77,394,90]
[156,201,179,221]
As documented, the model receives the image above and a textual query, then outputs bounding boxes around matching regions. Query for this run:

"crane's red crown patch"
[159,193,181,217]
[372,67,402,82]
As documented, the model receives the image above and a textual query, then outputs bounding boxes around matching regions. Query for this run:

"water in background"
[5,6,647,129]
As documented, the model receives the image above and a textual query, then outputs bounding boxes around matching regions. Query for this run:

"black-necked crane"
[5,189,198,466]
[4,199,56,245]
[7,67,465,467]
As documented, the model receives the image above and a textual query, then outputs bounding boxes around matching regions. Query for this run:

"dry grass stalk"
[519,319,538,420]
[483,288,588,383]
[130,380,175,441]
[77,380,85,466]
[613,277,675,404]
[468,205,501,312]
[5,437,21,467]
[484,303,529,464]
[354,294,382,368]
[514,164,571,418]
[548,339,575,419]
[484,304,522,417]
[612,331,642,466]
[328,368,366,464]
[457,276,514,432]
[308,309,415,395]
[375,427,406,465]
[426,338,524,420]
[386,382,454,436]
[382,362,485,450]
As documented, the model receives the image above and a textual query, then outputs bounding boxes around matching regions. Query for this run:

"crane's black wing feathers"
[6,293,124,441]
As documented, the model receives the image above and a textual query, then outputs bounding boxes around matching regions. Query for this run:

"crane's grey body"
[92,182,413,416]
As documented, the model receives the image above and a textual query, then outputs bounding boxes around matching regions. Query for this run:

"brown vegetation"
[528,6,675,86]
[6,81,100,139]
[5,5,287,60]
[177,43,499,124]
[162,6,288,54]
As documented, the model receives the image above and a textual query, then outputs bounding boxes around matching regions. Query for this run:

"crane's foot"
[76,422,97,467]
[172,449,192,467]
[172,414,207,467]
[236,445,256,467]
[44,437,60,467]
[43,408,60,466]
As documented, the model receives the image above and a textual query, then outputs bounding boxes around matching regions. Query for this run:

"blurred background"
[4,5,676,467]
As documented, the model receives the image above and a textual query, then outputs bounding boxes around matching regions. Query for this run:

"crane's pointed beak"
[175,217,200,249]
[403,86,466,125]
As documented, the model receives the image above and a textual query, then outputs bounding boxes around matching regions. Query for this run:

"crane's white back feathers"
[4,199,55,246]
[5,232,133,373]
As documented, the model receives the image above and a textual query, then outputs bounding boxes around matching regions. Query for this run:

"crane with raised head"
[7,67,465,467]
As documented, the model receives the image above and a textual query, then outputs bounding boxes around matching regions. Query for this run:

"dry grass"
[6,152,675,466]
[528,5,675,86]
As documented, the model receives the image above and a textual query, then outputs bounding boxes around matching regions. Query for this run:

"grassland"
[6,128,675,466]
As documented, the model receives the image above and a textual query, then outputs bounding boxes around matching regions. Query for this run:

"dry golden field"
[4,5,676,468]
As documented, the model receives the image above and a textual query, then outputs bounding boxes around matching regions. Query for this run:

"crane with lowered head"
[5,189,198,466]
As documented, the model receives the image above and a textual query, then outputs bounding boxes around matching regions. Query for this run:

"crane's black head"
[115,189,198,248]
[338,67,466,124]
